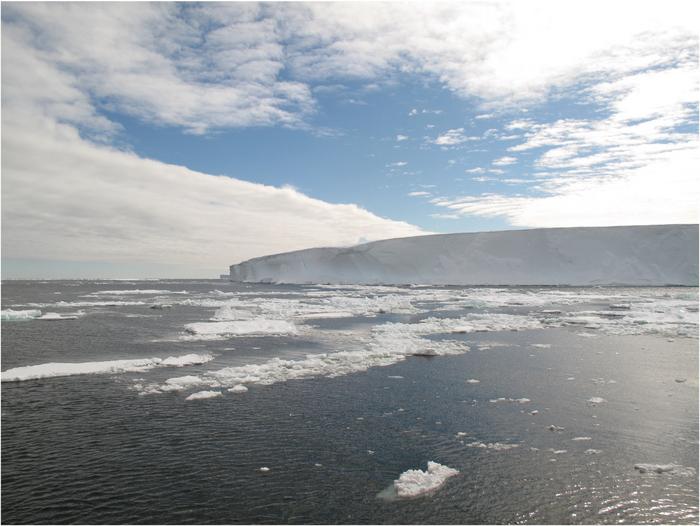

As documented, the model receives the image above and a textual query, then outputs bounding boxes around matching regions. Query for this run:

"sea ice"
[466,441,519,451]
[466,379,480,384]
[392,462,459,498]
[588,397,607,405]
[1,309,42,321]
[228,384,248,393]
[1,353,214,382]
[185,390,222,401]
[183,319,298,339]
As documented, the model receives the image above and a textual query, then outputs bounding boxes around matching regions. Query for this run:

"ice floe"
[183,320,298,340]
[466,441,519,451]
[228,384,248,393]
[1,309,42,321]
[1,353,214,382]
[587,397,607,405]
[138,313,542,395]
[185,390,222,401]
[391,462,459,498]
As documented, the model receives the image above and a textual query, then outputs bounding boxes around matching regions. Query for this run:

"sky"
[1,1,698,279]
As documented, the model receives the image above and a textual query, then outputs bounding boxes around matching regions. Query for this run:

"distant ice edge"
[227,224,699,286]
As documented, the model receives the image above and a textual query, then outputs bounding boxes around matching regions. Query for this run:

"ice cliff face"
[228,225,699,286]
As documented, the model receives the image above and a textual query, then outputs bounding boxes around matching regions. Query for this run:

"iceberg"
[228,225,698,286]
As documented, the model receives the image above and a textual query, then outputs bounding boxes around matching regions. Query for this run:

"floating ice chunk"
[456,432,468,437]
[183,320,298,339]
[609,304,631,310]
[530,344,552,348]
[585,449,602,455]
[387,375,404,379]
[2,358,159,382]
[228,385,248,393]
[150,304,172,310]
[37,312,79,321]
[1,309,42,321]
[259,467,270,472]
[164,375,207,390]
[392,462,459,498]
[588,397,607,405]
[466,441,519,451]
[185,390,222,401]
[490,397,530,404]
[675,378,687,383]
[90,289,186,295]
[548,425,565,432]
[466,379,480,384]
[572,436,592,441]
[1,352,215,383]
[160,353,214,367]
[634,463,696,476]
[25,300,147,308]
[549,449,567,454]
[530,410,539,415]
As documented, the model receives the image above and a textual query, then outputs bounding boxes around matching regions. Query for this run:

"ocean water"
[1,280,698,524]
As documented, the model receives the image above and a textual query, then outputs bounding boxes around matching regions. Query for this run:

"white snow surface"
[228,225,698,286]
[1,353,214,382]
[393,462,459,498]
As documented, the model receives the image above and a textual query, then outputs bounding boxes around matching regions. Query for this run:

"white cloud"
[1,11,425,276]
[492,156,517,166]
[387,161,408,167]
[396,134,409,141]
[432,128,479,146]
[408,191,431,197]
[465,167,485,174]
[1,120,425,275]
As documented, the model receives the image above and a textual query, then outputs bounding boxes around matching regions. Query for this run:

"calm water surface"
[1,280,698,524]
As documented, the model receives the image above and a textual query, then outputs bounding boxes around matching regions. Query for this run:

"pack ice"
[228,225,698,286]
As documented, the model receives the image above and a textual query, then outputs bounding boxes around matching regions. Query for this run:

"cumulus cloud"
[396,134,409,141]
[432,128,479,146]
[408,191,431,197]
[492,156,517,166]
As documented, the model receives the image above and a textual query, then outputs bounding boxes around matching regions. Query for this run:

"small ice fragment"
[587,397,607,405]
[675,378,687,383]
[456,432,467,437]
[367,450,375,455]
[530,410,539,415]
[259,467,270,472]
[531,344,551,349]
[466,379,480,384]
[397,408,405,412]
[572,436,592,441]
[585,449,601,455]
[388,375,404,379]
[567,377,575,381]
[228,384,248,393]
[548,425,565,432]
[185,390,222,401]
[314,463,322,467]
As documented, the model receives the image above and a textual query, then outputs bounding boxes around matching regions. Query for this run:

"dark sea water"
[1,280,698,524]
